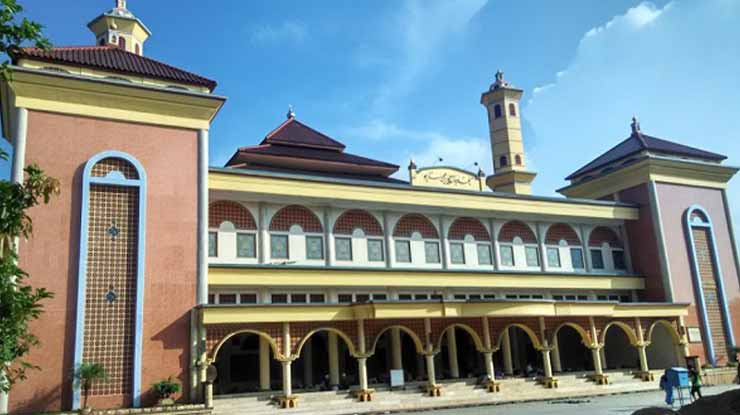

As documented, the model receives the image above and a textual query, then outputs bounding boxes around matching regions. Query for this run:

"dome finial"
[287,104,295,119]
[631,115,641,134]
[116,0,127,9]
[491,69,510,90]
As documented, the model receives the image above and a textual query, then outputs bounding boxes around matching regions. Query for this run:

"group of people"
[659,362,740,407]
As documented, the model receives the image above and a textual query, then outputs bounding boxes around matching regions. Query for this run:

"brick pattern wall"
[692,227,729,361]
[333,209,383,236]
[448,217,490,241]
[487,317,541,348]
[90,157,139,180]
[365,319,427,352]
[545,223,581,245]
[208,200,256,229]
[429,317,485,350]
[269,205,323,233]
[206,323,284,359]
[82,184,139,396]
[498,221,537,243]
[392,214,439,239]
[588,226,623,248]
[289,321,359,355]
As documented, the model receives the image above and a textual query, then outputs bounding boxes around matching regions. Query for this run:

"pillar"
[591,347,604,376]
[328,332,340,386]
[281,361,293,397]
[502,328,514,376]
[391,328,403,370]
[447,329,460,378]
[303,339,313,388]
[425,353,437,386]
[638,345,649,373]
[259,337,271,390]
[551,335,562,373]
[599,347,607,370]
[197,128,209,305]
[541,348,554,379]
[483,352,495,380]
[358,357,368,390]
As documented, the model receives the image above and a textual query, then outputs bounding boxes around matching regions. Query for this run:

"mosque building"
[1,2,738,413]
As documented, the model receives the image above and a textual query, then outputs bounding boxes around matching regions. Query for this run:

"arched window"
[74,151,146,408]
[494,104,502,119]
[269,205,324,261]
[544,223,583,270]
[209,201,257,260]
[135,43,140,55]
[118,36,127,49]
[448,217,492,266]
[509,103,517,117]
[515,154,522,165]
[499,156,508,167]
[333,209,384,263]
[588,226,625,271]
[498,221,538,268]
[393,214,439,264]
[684,206,734,365]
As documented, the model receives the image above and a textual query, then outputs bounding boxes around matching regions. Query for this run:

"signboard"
[390,369,405,388]
[687,327,702,343]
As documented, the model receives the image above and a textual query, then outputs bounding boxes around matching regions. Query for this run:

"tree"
[0,0,50,81]
[72,363,108,410]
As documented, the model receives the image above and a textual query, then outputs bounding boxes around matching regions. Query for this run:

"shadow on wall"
[149,310,192,406]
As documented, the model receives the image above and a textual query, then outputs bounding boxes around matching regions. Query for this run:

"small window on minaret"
[135,43,140,55]
[118,36,127,50]
[499,156,508,167]
[515,155,522,165]
[494,105,502,119]
[509,103,517,117]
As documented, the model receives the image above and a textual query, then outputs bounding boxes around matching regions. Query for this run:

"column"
[638,344,649,373]
[483,352,495,380]
[383,211,392,268]
[358,357,368,391]
[541,348,554,379]
[328,332,340,387]
[259,337,271,390]
[303,339,313,388]
[281,361,293,397]
[589,317,606,384]
[259,204,269,263]
[356,319,369,392]
[502,328,514,376]
[579,224,592,272]
[447,329,460,378]
[591,346,604,377]
[425,353,437,386]
[439,216,449,269]
[635,317,652,380]
[599,347,607,370]
[324,208,333,266]
[551,335,562,373]
[197,128,209,305]
[391,328,403,370]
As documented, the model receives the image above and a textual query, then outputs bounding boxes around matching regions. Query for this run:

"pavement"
[419,384,739,415]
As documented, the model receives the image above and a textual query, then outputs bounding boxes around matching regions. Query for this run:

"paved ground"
[420,385,739,415]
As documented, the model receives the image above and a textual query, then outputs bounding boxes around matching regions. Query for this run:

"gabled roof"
[12,45,217,91]
[261,117,346,150]
[566,129,726,180]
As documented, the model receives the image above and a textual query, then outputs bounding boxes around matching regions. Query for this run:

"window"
[271,294,288,304]
[356,294,370,302]
[553,295,564,301]
[500,245,514,266]
[239,293,257,304]
[577,295,588,301]
[525,246,540,267]
[270,235,289,259]
[414,294,429,300]
[335,237,352,261]
[483,294,496,300]
[135,43,140,55]
[306,236,324,260]
[515,155,522,165]
[454,294,467,300]
[368,239,384,262]
[431,294,443,300]
[468,294,481,300]
[494,104,502,118]
[309,294,325,303]
[590,249,604,269]
[612,250,626,270]
[208,294,215,304]
[477,244,492,265]
[373,293,388,301]
[398,294,413,301]
[450,243,465,264]
[118,36,126,49]
[395,240,411,262]
[499,156,508,167]
[425,241,440,263]
[620,295,631,303]
[291,293,307,303]
[509,103,517,117]
[208,232,217,257]
[546,247,561,268]
[219,294,237,304]
[570,248,585,269]
[338,294,353,303]
[236,233,256,258]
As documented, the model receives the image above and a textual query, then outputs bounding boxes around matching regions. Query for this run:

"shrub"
[73,363,108,409]
[153,377,181,399]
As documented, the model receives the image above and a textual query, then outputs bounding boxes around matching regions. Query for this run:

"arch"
[369,325,425,355]
[211,329,281,361]
[499,155,508,167]
[118,36,126,49]
[508,103,517,117]
[515,154,522,165]
[209,200,256,229]
[494,104,502,118]
[294,327,358,358]
[550,322,591,347]
[269,205,323,233]
[588,226,623,248]
[599,321,638,346]
[448,217,490,241]
[646,320,682,345]
[393,213,438,239]
[333,209,383,236]
[498,220,537,244]
[545,223,581,246]
[496,323,542,350]
[435,324,485,352]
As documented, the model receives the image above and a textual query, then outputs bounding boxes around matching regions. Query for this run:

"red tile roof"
[13,45,217,91]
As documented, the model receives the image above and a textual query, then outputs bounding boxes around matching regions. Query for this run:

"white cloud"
[584,2,666,39]
[249,21,307,44]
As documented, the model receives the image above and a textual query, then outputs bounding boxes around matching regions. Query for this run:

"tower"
[481,70,536,194]
[88,0,151,55]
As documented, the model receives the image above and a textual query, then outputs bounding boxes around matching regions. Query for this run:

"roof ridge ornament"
[287,104,295,119]
[116,0,127,9]
[631,115,641,134]
[491,69,510,90]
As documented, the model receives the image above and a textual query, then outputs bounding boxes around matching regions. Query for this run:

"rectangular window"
[338,294,353,303]
[454,294,467,300]
[219,293,237,304]
[483,294,496,300]
[306,236,324,260]
[398,294,413,301]
[505,294,517,299]
[208,232,217,257]
[565,295,576,301]
[373,293,387,301]
[620,295,632,303]
[367,239,384,262]
[291,293,307,303]
[577,295,588,301]
[532,294,544,300]
[356,294,370,303]
[239,293,257,304]
[553,295,564,301]
[591,249,604,269]
[612,250,626,270]
[450,242,465,264]
[271,293,288,304]
[270,234,289,259]
[570,248,585,269]
[597,295,608,301]
[525,246,540,267]
[335,237,352,261]
[468,294,482,300]
[395,240,411,263]
[477,244,492,265]
[431,294,443,300]
[500,245,514,266]
[546,247,561,268]
[236,233,256,258]
[414,294,429,300]
[310,294,325,303]
[208,294,215,304]
[425,241,440,263]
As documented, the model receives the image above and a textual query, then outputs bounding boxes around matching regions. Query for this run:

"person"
[689,367,702,401]
[659,369,674,406]
[736,361,740,385]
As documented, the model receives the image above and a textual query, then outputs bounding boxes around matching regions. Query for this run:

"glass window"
[310,294,325,303]
[477,244,492,265]
[338,294,353,303]
[395,240,411,263]
[271,293,288,304]
[270,234,289,259]
[532,294,544,299]
[236,233,256,258]
[431,294,443,300]
[335,237,352,261]
[454,294,467,300]
[239,293,257,304]
[208,232,217,257]
[425,241,440,263]
[612,250,626,270]
[597,295,608,301]
[450,242,465,264]
[546,247,561,268]
[620,295,631,303]
[414,294,429,300]
[591,249,604,269]
[373,293,387,301]
[500,245,514,266]
[553,295,564,301]
[208,294,215,304]
[367,239,384,262]
[505,294,517,299]
[219,294,237,304]
[577,295,588,301]
[483,294,496,299]
[291,293,307,303]
[398,294,413,301]
[306,236,324,260]
[570,248,585,269]
[525,246,540,267]
[356,294,370,303]
[468,294,482,300]
[565,295,576,301]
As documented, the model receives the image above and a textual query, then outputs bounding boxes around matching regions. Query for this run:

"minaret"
[88,0,151,55]
[480,70,536,194]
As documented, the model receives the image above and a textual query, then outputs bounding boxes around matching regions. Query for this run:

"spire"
[491,69,511,90]
[88,0,150,55]
[116,0,127,9]
[287,105,296,119]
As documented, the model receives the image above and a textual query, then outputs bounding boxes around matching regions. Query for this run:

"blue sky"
[2,0,739,237]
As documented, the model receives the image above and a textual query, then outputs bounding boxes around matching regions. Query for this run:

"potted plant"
[73,363,108,415]
[152,377,181,406]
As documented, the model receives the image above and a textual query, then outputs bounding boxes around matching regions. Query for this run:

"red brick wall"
[588,226,623,248]
[269,205,323,232]
[545,223,581,245]
[393,214,438,238]
[448,217,490,241]
[333,209,383,236]
[209,200,256,229]
[498,220,536,243]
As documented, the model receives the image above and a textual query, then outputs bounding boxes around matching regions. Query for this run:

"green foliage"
[727,361,739,368]
[0,0,50,81]
[152,377,181,399]
[73,363,109,409]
